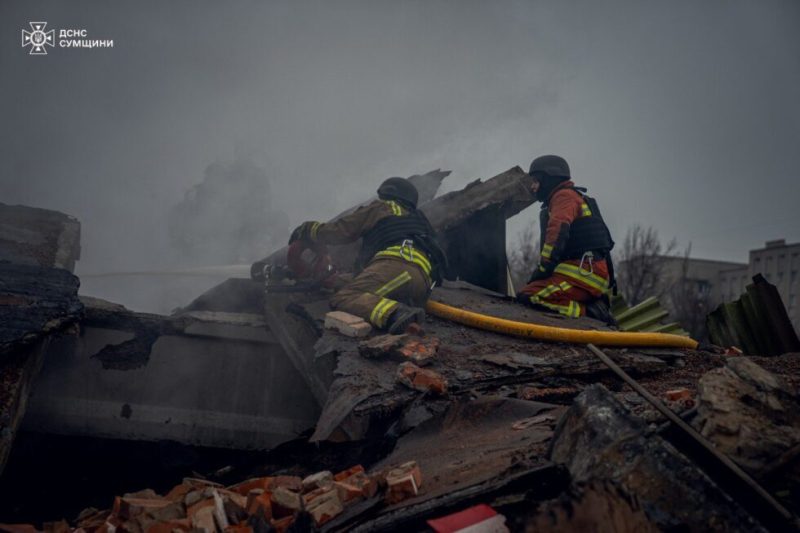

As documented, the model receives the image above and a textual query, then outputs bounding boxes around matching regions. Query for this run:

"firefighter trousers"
[329,257,431,329]
[519,260,609,318]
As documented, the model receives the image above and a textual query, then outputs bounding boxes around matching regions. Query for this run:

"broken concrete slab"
[0,203,81,272]
[22,296,320,450]
[549,384,767,532]
[0,262,82,475]
[0,262,83,356]
[694,356,800,475]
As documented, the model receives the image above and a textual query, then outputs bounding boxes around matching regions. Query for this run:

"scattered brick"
[223,525,253,533]
[305,488,344,526]
[301,470,334,492]
[246,489,272,520]
[333,464,365,482]
[187,497,215,520]
[397,336,439,366]
[269,516,294,533]
[145,518,191,533]
[267,476,303,493]
[191,506,216,533]
[164,483,193,502]
[665,388,691,402]
[384,461,423,504]
[115,496,173,520]
[0,525,39,533]
[270,487,303,518]
[405,322,425,336]
[358,334,408,359]
[228,477,271,496]
[427,504,508,533]
[324,311,372,337]
[396,362,448,394]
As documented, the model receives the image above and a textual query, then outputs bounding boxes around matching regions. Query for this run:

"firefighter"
[289,177,447,333]
[517,155,617,324]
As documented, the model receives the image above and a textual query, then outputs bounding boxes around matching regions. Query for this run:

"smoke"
[2,0,799,311]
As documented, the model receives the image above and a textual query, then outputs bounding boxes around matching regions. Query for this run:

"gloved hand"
[527,261,554,283]
[288,221,318,245]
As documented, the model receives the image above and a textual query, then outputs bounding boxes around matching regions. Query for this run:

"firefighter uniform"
[292,190,445,331]
[519,179,615,318]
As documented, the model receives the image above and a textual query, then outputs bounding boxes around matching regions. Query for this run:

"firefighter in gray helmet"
[517,155,617,324]
[290,177,447,333]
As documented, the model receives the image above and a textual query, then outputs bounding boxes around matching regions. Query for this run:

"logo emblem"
[22,22,55,55]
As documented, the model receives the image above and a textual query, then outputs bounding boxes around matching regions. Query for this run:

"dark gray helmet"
[529,155,570,178]
[377,177,418,208]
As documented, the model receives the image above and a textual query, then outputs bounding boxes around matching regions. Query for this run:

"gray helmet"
[377,177,418,208]
[529,155,570,178]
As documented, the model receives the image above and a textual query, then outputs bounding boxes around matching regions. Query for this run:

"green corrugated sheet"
[611,294,690,337]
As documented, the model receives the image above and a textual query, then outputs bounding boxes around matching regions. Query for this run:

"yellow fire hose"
[425,300,699,350]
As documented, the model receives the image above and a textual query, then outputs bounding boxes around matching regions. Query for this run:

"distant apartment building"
[653,239,800,332]
[617,238,800,334]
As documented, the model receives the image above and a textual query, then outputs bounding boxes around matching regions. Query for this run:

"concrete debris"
[358,333,439,365]
[324,310,372,337]
[550,384,768,532]
[523,481,657,533]
[694,356,800,475]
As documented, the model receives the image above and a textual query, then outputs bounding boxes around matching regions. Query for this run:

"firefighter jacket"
[531,180,615,292]
[301,199,446,283]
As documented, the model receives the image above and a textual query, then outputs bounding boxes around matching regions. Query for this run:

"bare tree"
[615,224,677,305]
[507,219,539,291]
[667,243,712,340]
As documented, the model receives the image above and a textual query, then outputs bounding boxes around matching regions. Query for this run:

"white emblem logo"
[22,22,55,55]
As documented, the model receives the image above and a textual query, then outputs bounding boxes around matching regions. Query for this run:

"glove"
[288,221,318,245]
[527,261,554,283]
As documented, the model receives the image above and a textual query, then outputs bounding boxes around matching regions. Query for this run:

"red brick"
[164,483,193,503]
[270,517,294,533]
[333,464,365,482]
[270,487,302,518]
[396,362,448,395]
[405,323,425,336]
[266,476,303,493]
[0,524,39,533]
[187,498,215,519]
[245,490,272,520]
[223,525,253,533]
[397,337,439,366]
[385,461,423,504]
[227,477,272,496]
[191,506,216,533]
[301,471,333,492]
[305,488,343,526]
[145,519,191,533]
[116,497,173,520]
[665,388,691,402]
[325,311,372,337]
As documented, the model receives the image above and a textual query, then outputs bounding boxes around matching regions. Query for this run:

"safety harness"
[540,186,617,293]
[356,200,447,284]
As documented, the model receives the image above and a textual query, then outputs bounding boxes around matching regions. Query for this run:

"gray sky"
[2,0,799,276]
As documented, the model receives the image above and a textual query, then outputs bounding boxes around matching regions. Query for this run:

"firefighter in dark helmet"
[517,155,617,324]
[289,177,447,333]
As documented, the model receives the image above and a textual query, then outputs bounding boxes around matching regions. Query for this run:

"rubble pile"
[6,462,424,533]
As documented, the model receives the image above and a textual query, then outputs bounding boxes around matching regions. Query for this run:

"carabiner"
[400,239,415,262]
[578,251,594,276]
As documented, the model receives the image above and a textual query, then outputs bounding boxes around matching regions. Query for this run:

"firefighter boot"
[585,297,617,327]
[386,304,426,334]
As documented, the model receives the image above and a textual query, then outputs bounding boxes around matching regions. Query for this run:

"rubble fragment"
[385,461,423,504]
[523,481,657,533]
[301,470,333,492]
[270,486,303,517]
[396,362,448,395]
[549,384,768,531]
[358,334,408,359]
[324,311,372,337]
[304,487,344,526]
[694,356,800,475]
